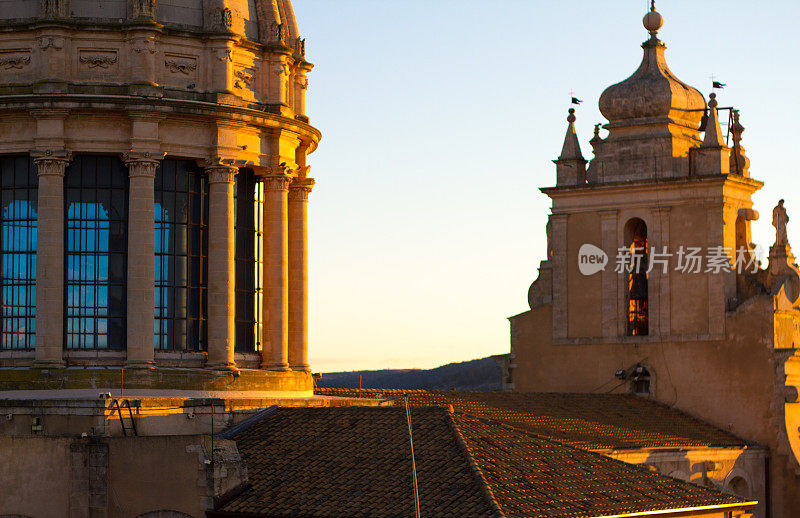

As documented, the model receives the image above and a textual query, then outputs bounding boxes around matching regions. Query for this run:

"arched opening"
[727,476,750,498]
[624,218,648,336]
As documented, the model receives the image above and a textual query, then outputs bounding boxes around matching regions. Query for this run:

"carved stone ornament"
[32,150,73,177]
[38,36,65,51]
[80,54,119,69]
[123,151,164,178]
[129,0,156,19]
[165,58,197,75]
[263,174,293,192]
[130,38,156,54]
[214,49,233,63]
[295,38,306,57]
[234,69,254,89]
[0,54,31,70]
[288,178,315,201]
[40,0,70,18]
[204,157,238,183]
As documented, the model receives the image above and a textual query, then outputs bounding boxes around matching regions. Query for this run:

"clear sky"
[293,0,800,372]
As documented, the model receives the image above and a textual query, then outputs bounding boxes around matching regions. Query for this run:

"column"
[261,169,293,371]
[288,177,314,371]
[32,150,71,367]
[205,160,238,371]
[123,152,160,368]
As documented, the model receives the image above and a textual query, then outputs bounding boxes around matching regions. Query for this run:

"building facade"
[508,6,800,517]
[0,0,320,392]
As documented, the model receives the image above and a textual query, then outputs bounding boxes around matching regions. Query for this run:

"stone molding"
[289,177,315,201]
[32,150,72,176]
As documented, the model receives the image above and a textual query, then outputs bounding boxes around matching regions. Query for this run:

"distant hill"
[316,356,502,391]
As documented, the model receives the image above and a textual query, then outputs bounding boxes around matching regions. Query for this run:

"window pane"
[234,170,263,353]
[154,160,208,351]
[0,157,37,350]
[65,156,127,350]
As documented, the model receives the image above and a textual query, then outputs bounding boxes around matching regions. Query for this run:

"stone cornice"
[0,95,321,149]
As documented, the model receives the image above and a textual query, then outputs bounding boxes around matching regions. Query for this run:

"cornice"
[0,93,321,145]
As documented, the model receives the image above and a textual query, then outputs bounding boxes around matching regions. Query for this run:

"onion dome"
[598,4,705,130]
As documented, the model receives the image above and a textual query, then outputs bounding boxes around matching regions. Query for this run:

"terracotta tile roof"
[216,406,500,517]
[314,389,754,450]
[451,412,748,517]
[212,406,753,518]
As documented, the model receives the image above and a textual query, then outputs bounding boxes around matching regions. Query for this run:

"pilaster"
[599,210,618,338]
[651,207,671,337]
[288,176,314,371]
[205,158,238,371]
[550,214,569,340]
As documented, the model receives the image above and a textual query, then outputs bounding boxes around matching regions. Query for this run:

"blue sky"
[293,0,800,372]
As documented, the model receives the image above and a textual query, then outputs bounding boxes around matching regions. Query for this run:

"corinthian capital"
[31,149,72,176]
[203,157,239,183]
[123,151,164,178]
[289,177,315,201]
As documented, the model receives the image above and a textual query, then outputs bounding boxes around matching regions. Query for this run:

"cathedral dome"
[598,9,705,129]
[1,0,300,46]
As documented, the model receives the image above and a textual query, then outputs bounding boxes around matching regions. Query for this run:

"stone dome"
[598,23,705,129]
[0,0,300,46]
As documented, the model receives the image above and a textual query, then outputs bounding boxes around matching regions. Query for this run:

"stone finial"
[701,93,725,148]
[554,108,587,186]
[729,109,750,176]
[774,199,790,247]
[559,109,583,161]
[642,1,663,39]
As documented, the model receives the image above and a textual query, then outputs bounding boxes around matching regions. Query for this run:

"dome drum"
[0,0,320,393]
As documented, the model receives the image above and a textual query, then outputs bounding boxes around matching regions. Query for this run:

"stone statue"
[773,199,789,246]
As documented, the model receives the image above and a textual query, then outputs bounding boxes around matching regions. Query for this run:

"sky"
[292,0,800,372]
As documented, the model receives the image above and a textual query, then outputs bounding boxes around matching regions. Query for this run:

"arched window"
[154,160,208,351]
[0,156,37,350]
[727,476,750,498]
[234,169,264,353]
[625,218,648,336]
[65,156,127,350]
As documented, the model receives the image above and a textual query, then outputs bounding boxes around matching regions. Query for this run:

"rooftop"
[210,405,753,518]
[314,389,757,451]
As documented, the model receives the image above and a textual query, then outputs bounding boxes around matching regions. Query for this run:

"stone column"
[32,151,71,367]
[123,152,160,368]
[288,177,314,371]
[205,160,238,371]
[262,169,294,371]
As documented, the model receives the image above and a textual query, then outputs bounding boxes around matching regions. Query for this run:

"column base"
[290,364,311,372]
[206,362,238,372]
[262,362,291,372]
[32,359,65,369]
[124,360,155,370]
